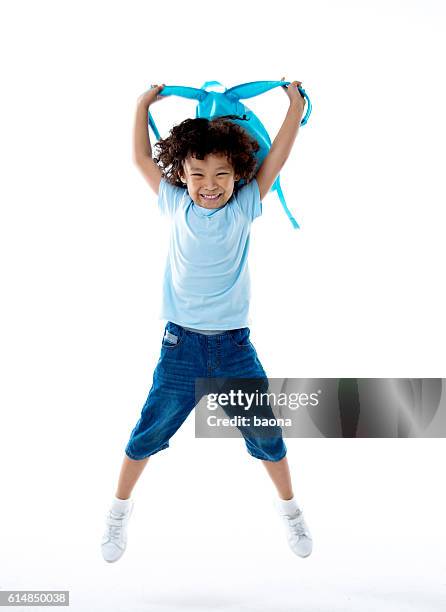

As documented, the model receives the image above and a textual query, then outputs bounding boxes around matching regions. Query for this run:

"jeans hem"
[247,448,287,462]
[125,443,169,461]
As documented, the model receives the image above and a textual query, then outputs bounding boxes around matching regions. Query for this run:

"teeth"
[201,194,221,199]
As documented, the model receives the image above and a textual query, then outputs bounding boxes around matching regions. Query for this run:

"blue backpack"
[148,80,312,229]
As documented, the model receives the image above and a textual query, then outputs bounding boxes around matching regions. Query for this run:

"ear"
[179,161,187,184]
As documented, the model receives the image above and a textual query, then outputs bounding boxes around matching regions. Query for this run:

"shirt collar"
[191,199,228,217]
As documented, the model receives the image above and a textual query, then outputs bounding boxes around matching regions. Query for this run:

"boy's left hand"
[280,76,305,115]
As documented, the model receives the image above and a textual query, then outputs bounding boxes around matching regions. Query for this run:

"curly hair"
[152,115,260,189]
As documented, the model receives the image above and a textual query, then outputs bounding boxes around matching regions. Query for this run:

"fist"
[280,77,305,114]
[137,84,166,108]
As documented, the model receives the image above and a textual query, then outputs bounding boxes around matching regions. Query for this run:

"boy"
[101,79,312,562]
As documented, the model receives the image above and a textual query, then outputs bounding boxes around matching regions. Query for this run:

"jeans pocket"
[228,327,253,349]
[161,323,184,349]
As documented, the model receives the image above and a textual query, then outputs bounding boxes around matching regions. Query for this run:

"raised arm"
[255,79,305,202]
[133,85,165,195]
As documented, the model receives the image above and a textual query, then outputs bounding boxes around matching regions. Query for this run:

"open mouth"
[200,193,222,200]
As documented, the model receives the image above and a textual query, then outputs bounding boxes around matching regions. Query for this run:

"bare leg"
[261,455,294,500]
[115,454,150,500]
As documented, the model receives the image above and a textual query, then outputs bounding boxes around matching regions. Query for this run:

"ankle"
[276,494,299,515]
[111,494,133,513]
[278,490,294,501]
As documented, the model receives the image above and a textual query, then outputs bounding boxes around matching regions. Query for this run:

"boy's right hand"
[137,84,166,109]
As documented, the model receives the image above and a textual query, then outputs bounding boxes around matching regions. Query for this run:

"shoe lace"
[284,508,309,538]
[106,511,126,542]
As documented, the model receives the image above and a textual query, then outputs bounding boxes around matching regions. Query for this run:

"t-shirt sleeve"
[158,178,187,218]
[235,178,263,222]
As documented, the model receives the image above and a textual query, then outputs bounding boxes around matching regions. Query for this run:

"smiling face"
[179,153,240,209]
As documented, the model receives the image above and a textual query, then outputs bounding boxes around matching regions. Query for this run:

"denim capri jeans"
[124,321,287,462]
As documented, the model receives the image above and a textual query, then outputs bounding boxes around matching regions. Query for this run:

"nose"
[204,182,218,190]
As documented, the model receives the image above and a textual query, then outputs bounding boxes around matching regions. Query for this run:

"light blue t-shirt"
[157,177,262,330]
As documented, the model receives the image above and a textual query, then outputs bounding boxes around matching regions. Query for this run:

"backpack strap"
[148,80,311,139]
[226,80,312,126]
[274,177,300,229]
[148,111,161,141]
[147,85,207,140]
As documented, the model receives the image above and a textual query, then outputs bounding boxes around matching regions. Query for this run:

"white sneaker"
[101,499,134,563]
[276,504,313,558]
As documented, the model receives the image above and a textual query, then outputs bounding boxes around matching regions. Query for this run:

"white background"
[1,0,445,610]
